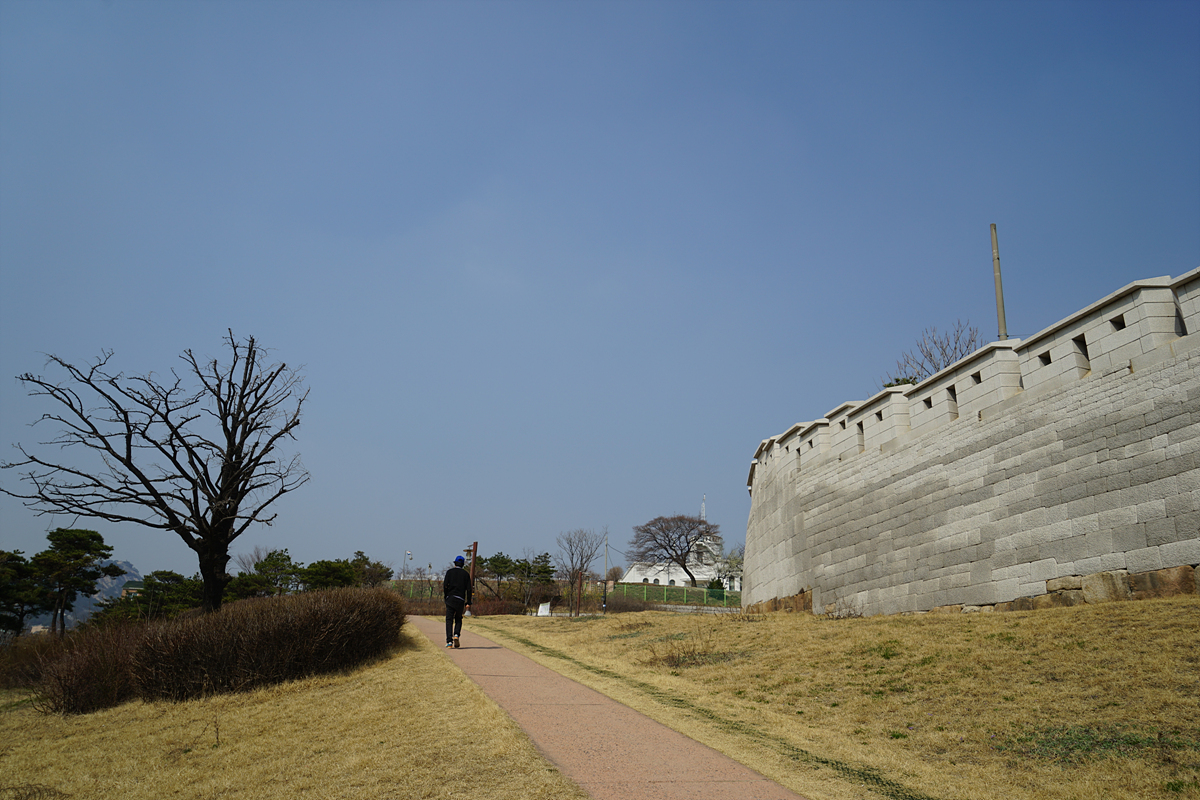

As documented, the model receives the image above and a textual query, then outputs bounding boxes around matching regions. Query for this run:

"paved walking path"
[408,615,808,800]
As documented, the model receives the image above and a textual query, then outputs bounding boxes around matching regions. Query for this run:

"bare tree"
[715,542,744,590]
[555,528,605,617]
[628,515,721,587]
[1,332,308,612]
[882,319,982,386]
[234,545,273,575]
[554,528,604,585]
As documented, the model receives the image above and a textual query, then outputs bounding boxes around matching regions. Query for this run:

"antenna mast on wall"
[991,224,1009,341]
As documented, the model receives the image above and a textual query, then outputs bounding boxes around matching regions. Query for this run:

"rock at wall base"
[752,565,1198,615]
[745,590,812,615]
[1047,576,1083,592]
[930,604,963,614]
[1129,565,1196,600]
[1082,570,1133,604]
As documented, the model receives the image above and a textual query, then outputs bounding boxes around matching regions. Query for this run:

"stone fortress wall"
[743,267,1200,616]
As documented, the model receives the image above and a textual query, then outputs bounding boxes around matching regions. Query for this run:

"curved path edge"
[408,615,808,800]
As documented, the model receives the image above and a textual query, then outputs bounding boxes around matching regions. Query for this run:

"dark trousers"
[445,597,465,642]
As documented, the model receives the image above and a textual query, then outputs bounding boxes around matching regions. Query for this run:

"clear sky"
[2,0,1197,580]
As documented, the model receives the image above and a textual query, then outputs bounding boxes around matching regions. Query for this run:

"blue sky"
[2,0,1197,579]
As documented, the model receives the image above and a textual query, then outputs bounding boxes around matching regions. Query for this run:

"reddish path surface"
[409,615,808,800]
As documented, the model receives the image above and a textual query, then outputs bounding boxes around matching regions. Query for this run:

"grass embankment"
[0,624,589,800]
[473,597,1200,800]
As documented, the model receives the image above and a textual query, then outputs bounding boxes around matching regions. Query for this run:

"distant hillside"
[28,560,142,631]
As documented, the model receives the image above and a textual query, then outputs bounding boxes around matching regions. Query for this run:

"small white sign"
[537,602,551,617]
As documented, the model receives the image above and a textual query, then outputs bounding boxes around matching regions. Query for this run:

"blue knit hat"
[454,556,465,566]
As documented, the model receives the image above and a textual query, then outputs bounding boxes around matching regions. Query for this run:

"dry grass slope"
[474,596,1200,800]
[0,625,589,800]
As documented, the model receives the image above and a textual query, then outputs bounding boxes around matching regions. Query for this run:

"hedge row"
[6,588,406,714]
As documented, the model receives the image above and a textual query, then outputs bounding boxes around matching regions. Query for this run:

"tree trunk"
[195,542,232,613]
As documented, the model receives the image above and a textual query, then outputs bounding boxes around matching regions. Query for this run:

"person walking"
[443,555,473,648]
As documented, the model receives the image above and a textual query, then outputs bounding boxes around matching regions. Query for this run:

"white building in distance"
[620,530,743,590]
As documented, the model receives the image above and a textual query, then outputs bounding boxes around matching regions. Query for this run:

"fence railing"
[609,582,741,607]
[392,579,441,600]
[391,578,742,609]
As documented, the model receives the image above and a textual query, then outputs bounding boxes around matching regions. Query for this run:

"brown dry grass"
[0,623,589,800]
[473,596,1200,800]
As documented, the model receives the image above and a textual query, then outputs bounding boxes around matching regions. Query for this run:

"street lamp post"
[602,532,608,614]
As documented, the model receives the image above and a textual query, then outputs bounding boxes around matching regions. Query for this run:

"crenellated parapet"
[744,267,1200,616]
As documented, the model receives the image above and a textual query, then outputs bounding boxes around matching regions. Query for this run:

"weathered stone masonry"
[744,268,1200,616]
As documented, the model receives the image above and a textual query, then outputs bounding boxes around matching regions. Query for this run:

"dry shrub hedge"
[134,587,406,701]
[405,597,527,616]
[0,633,64,691]
[602,594,651,613]
[27,625,141,715]
[4,587,406,714]
[401,597,447,616]
[470,598,526,616]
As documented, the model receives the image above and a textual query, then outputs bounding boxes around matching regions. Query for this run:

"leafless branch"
[882,319,982,386]
[1,331,309,611]
[554,528,605,583]
[628,515,722,587]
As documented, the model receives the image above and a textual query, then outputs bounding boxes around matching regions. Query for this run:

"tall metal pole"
[463,542,478,614]
[991,223,1009,341]
[602,532,609,614]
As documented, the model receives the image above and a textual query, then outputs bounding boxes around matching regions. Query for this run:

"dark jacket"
[443,566,473,606]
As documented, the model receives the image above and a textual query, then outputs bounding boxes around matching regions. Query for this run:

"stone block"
[1018,581,1044,597]
[1007,596,1036,612]
[1031,558,1059,582]
[1166,491,1196,517]
[1071,513,1101,536]
[960,581,998,606]
[930,604,963,614]
[1082,570,1132,603]
[1144,516,1180,547]
[1073,525,1112,560]
[1047,575,1083,592]
[995,577,1021,602]
[1125,546,1164,573]
[1176,511,1200,540]
[1031,594,1057,610]
[1112,523,1148,553]
[1054,589,1087,606]
[1054,534,1089,563]
[1099,505,1139,529]
[1160,538,1200,566]
[1128,565,1196,600]
[1136,499,1169,522]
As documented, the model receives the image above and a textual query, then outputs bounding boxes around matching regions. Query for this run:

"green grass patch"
[1165,778,1200,793]
[995,724,1200,764]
